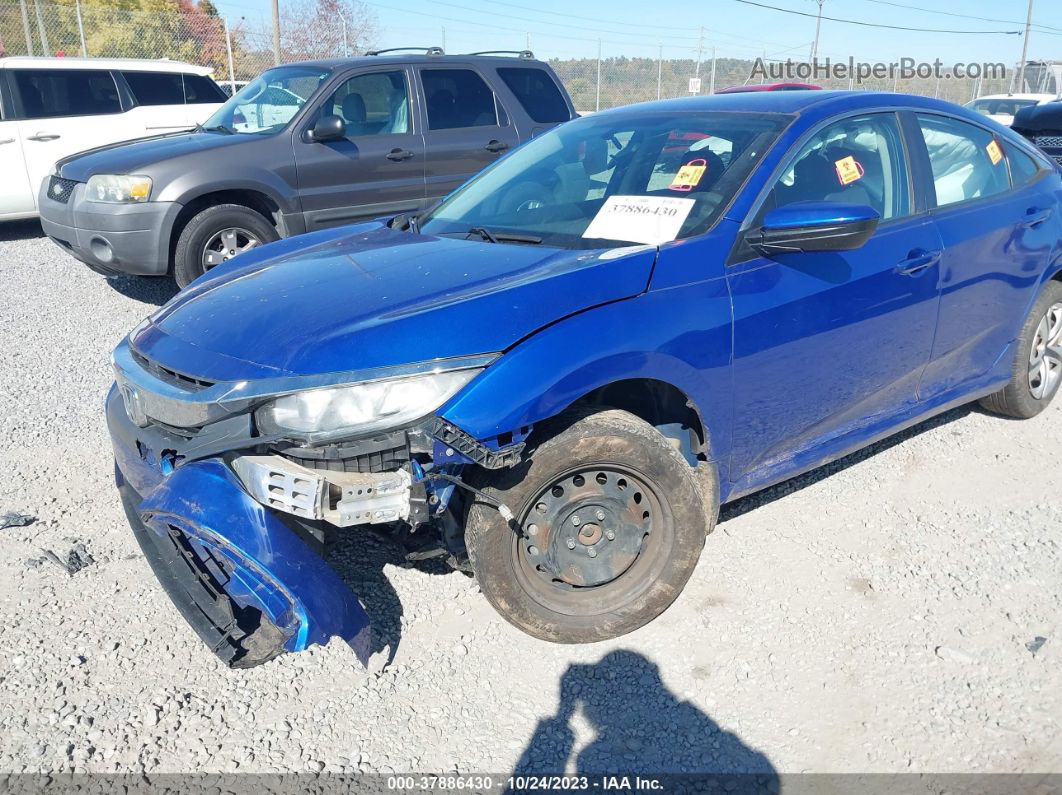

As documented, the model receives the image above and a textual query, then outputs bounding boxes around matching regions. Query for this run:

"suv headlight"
[255,370,481,442]
[86,174,152,203]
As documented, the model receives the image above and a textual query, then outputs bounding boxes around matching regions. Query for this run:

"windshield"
[419,111,791,249]
[966,98,1038,116]
[202,65,331,135]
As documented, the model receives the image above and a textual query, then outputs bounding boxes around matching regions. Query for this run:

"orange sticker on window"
[669,158,707,192]
[834,155,864,186]
[986,139,1003,165]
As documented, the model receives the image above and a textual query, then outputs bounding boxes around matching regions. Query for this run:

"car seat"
[340,93,367,136]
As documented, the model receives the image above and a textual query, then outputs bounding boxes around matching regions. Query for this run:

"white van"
[0,57,226,220]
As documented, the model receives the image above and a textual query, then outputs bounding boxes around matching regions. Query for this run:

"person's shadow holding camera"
[511,649,776,783]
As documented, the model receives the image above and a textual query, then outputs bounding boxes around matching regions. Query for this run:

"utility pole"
[694,25,704,92]
[33,0,49,56]
[19,0,33,55]
[595,38,602,112]
[441,26,446,51]
[74,0,87,56]
[708,46,717,94]
[1016,0,1034,94]
[341,16,348,57]
[224,18,236,94]
[271,0,281,65]
[657,43,663,99]
[811,0,824,61]
[526,32,531,51]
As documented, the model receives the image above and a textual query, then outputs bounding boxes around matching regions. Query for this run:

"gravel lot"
[0,220,1059,777]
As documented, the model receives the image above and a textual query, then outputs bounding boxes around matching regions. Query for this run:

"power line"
[847,0,1062,35]
[730,0,1024,34]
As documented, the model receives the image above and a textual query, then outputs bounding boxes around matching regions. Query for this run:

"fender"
[439,276,735,469]
[159,170,300,217]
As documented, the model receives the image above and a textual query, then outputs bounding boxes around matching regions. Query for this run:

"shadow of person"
[511,649,777,786]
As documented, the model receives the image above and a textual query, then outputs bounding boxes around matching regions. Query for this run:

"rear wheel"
[466,409,715,643]
[980,281,1062,418]
[173,203,278,288]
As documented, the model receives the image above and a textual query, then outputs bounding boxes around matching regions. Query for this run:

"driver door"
[294,68,425,230]
[727,111,943,486]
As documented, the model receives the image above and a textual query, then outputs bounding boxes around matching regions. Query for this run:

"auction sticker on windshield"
[583,195,695,245]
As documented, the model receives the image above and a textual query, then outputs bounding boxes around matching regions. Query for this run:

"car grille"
[1033,135,1062,149]
[131,348,216,392]
[47,176,78,204]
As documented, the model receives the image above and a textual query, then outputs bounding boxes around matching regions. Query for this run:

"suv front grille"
[47,176,78,204]
[131,348,216,392]
[1033,135,1062,149]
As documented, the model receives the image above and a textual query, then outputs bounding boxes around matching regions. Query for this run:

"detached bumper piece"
[117,458,371,668]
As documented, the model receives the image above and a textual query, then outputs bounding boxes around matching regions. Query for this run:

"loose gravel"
[0,221,1059,776]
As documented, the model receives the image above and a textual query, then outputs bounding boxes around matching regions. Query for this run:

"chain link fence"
[0,0,1043,108]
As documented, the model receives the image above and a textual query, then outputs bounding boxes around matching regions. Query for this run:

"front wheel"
[980,281,1062,419]
[465,409,716,643]
[173,203,279,288]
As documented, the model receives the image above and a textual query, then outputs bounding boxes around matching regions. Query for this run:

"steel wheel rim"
[511,464,673,617]
[202,227,259,271]
[1028,302,1062,400]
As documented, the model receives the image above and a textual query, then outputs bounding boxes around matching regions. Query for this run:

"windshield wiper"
[201,124,237,135]
[467,226,542,245]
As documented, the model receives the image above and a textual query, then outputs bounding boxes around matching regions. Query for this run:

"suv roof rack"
[467,50,535,59]
[366,46,444,56]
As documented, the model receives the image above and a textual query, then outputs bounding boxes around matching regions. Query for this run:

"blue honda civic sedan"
[108,90,1062,666]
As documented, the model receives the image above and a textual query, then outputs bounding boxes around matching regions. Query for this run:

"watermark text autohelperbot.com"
[751,58,1007,83]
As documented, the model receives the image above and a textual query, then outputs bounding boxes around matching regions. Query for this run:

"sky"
[211,0,1062,66]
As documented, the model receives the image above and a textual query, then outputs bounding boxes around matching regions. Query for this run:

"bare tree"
[280,0,377,61]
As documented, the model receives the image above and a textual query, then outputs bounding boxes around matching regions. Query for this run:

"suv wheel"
[465,409,716,643]
[173,204,279,288]
[980,280,1062,418]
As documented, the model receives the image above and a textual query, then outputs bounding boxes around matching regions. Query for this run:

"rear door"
[912,113,1061,397]
[293,67,425,230]
[11,68,127,200]
[416,65,520,201]
[0,74,35,218]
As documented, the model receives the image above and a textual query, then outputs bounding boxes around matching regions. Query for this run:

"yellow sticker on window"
[834,155,864,186]
[986,139,1003,165]
[669,158,707,192]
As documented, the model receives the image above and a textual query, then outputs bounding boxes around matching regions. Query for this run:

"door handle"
[28,133,61,142]
[484,139,509,153]
[895,249,941,276]
[0,138,14,145]
[1021,207,1053,228]
[386,148,414,161]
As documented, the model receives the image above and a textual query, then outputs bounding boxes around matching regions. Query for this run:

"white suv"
[0,56,226,221]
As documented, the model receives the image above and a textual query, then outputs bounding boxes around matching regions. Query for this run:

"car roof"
[283,54,551,70]
[589,90,993,118]
[0,56,213,75]
[969,93,1058,103]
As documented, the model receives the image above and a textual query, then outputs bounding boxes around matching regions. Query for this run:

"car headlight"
[255,369,481,442]
[86,174,152,203]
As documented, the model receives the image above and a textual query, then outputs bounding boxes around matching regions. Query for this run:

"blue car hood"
[138,222,657,380]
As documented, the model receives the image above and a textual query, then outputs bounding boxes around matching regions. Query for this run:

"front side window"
[202,65,330,135]
[757,113,910,223]
[420,111,790,249]
[182,74,227,104]
[497,67,570,123]
[14,69,121,119]
[321,70,410,136]
[916,113,1009,207]
[422,69,498,130]
[122,71,184,106]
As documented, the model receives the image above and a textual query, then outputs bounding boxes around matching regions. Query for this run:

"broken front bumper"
[108,388,371,667]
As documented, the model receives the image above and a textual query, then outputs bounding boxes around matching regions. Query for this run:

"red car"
[716,82,822,93]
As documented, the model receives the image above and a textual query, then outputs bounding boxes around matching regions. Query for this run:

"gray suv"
[38,50,576,286]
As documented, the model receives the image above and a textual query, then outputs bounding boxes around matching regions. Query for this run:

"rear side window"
[123,71,184,106]
[422,69,497,130]
[497,67,569,123]
[1006,143,1043,186]
[183,74,226,104]
[915,113,1010,207]
[14,69,121,118]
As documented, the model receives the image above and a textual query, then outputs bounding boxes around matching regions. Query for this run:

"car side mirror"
[750,201,880,254]
[310,115,346,142]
